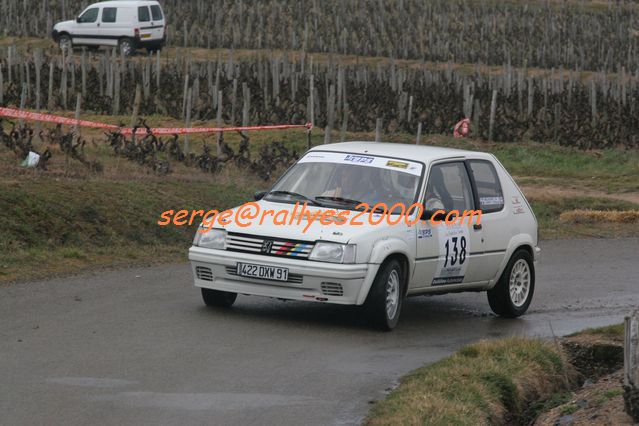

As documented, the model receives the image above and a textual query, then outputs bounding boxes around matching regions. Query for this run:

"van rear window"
[150,5,163,21]
[102,7,117,23]
[138,6,150,22]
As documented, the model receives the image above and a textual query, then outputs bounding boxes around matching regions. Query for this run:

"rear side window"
[468,160,504,213]
[102,7,117,23]
[150,5,164,21]
[78,7,99,23]
[138,6,150,22]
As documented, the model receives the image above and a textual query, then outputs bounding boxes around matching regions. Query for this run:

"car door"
[148,4,166,41]
[137,5,162,42]
[73,6,101,45]
[466,159,508,282]
[412,160,482,290]
[98,6,123,47]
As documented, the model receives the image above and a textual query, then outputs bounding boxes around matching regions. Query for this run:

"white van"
[189,142,541,330]
[52,0,166,56]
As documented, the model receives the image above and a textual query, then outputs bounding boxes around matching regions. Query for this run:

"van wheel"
[364,259,404,331]
[118,38,134,56]
[58,35,72,52]
[201,288,237,308]
[487,249,535,317]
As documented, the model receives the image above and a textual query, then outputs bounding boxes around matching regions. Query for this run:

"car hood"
[213,200,404,244]
[54,20,75,29]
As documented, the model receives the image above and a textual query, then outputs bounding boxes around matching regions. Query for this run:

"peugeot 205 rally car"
[189,142,540,330]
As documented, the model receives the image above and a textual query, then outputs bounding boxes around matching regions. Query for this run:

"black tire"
[58,34,72,52]
[201,288,237,308]
[118,38,135,56]
[364,259,405,331]
[487,249,535,318]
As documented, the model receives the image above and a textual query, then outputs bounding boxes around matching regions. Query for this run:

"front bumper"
[189,246,376,305]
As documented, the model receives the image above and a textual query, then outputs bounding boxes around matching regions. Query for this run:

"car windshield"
[265,151,423,212]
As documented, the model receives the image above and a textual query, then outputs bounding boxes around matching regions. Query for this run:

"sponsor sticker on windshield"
[344,154,374,164]
[386,160,409,169]
[298,151,423,176]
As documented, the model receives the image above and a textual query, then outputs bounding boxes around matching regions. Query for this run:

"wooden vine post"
[624,310,639,421]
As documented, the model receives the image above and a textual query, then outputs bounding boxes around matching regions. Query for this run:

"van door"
[98,6,122,47]
[137,5,164,42]
[73,6,101,46]
[148,4,166,41]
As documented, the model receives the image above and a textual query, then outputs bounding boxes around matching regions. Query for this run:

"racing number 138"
[444,236,467,267]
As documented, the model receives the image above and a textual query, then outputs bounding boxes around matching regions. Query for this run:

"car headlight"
[308,242,356,264]
[193,228,226,249]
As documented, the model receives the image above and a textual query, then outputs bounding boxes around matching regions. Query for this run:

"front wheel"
[487,249,535,317]
[58,35,72,52]
[201,288,237,308]
[364,259,405,331]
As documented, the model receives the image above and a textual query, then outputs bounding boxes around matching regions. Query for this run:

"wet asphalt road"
[1,238,638,425]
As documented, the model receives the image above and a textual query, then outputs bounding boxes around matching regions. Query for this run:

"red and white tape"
[0,107,312,135]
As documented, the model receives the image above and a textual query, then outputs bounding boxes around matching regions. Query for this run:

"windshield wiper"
[267,190,318,205]
[314,196,362,205]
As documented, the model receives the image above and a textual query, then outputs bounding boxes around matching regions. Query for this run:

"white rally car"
[189,142,540,330]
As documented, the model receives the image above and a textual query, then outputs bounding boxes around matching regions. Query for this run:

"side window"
[424,162,474,212]
[138,6,151,22]
[102,7,117,23]
[150,5,164,21]
[468,160,504,213]
[78,7,99,23]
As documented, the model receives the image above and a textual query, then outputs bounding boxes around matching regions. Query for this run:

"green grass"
[567,323,625,338]
[365,337,576,425]
[0,177,258,282]
[560,404,579,416]
[422,135,639,193]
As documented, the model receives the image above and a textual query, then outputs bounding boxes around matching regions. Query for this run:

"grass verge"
[0,177,258,283]
[365,337,576,425]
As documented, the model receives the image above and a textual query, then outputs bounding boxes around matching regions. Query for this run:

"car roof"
[90,0,159,7]
[310,141,493,164]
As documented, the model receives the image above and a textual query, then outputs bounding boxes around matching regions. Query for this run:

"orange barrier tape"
[0,107,312,135]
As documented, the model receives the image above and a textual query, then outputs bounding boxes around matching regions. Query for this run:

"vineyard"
[3,0,639,72]
[1,45,639,151]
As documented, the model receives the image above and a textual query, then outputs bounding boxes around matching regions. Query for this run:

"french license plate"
[236,262,289,282]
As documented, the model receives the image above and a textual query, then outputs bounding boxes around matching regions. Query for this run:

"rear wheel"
[118,38,135,56]
[58,34,72,52]
[487,249,535,317]
[364,259,405,331]
[201,288,237,308]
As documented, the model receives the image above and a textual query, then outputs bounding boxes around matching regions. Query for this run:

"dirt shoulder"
[535,326,634,425]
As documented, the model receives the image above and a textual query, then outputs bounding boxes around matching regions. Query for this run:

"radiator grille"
[196,266,213,281]
[320,282,344,296]
[226,232,314,259]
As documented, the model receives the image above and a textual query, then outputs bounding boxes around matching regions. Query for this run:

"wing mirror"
[76,17,81,23]
[253,190,267,201]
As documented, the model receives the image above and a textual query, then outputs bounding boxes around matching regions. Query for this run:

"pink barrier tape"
[0,107,313,135]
